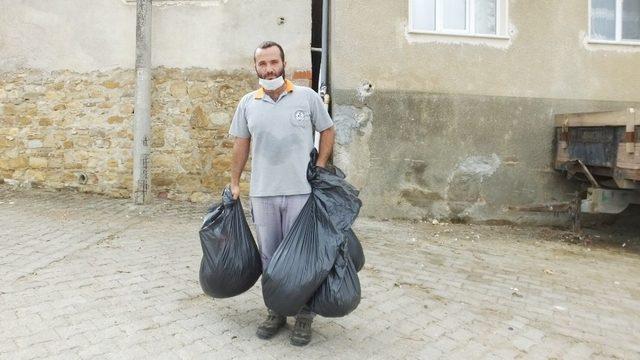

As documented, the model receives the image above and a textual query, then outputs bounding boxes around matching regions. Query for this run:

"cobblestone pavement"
[1,185,640,359]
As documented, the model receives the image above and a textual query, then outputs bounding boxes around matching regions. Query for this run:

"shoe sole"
[290,337,311,346]
[256,323,287,340]
[256,329,276,340]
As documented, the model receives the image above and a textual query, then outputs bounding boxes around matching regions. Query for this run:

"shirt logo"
[291,109,310,128]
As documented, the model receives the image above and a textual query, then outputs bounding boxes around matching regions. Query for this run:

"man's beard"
[257,67,285,80]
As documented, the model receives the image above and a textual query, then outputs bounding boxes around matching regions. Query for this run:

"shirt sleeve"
[309,89,334,132]
[228,95,251,139]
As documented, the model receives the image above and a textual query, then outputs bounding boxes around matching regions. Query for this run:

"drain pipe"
[133,0,152,204]
[318,0,329,100]
[315,0,330,149]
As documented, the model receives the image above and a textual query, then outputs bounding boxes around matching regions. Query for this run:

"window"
[590,0,640,43]
[409,0,508,37]
[123,0,222,4]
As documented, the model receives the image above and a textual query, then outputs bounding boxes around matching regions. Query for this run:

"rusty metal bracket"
[623,131,636,143]
[565,159,600,188]
[508,192,582,232]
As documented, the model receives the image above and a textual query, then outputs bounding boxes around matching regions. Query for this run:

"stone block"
[152,128,165,148]
[26,140,43,149]
[120,103,134,115]
[8,157,27,168]
[28,157,48,169]
[0,137,15,147]
[151,173,176,187]
[170,81,188,97]
[187,84,210,99]
[211,112,231,126]
[177,154,200,173]
[176,174,202,192]
[212,157,231,170]
[189,192,210,203]
[190,106,209,129]
[38,118,53,126]
[108,116,124,124]
[102,80,120,89]
[152,153,178,169]
[24,169,45,182]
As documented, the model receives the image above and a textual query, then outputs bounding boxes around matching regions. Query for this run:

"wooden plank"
[616,143,640,169]
[554,108,637,127]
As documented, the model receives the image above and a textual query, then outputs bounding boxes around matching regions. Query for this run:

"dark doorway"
[311,0,324,92]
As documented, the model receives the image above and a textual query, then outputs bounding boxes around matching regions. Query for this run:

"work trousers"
[250,194,314,319]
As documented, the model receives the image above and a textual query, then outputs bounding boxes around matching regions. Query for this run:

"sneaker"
[256,310,287,340]
[290,316,313,346]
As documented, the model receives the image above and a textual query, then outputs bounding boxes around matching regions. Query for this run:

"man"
[228,41,336,346]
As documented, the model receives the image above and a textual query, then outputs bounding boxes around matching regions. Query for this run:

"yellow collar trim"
[254,79,295,99]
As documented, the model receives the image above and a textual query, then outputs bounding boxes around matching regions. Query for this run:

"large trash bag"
[345,228,365,272]
[308,150,365,272]
[310,241,361,317]
[307,150,362,232]
[261,195,342,316]
[262,150,364,316]
[199,187,262,298]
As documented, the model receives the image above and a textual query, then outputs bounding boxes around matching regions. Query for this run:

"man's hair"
[254,41,285,62]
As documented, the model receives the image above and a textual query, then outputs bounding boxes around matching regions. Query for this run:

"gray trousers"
[250,193,314,319]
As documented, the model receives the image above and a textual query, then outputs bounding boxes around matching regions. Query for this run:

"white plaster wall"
[0,0,311,72]
[330,0,640,102]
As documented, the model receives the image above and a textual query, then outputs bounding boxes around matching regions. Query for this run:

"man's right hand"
[230,184,240,200]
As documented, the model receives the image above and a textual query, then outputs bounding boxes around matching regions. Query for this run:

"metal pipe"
[318,0,329,97]
[133,0,152,204]
[315,0,330,149]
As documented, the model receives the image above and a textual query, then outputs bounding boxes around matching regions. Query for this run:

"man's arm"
[316,126,336,168]
[230,137,250,199]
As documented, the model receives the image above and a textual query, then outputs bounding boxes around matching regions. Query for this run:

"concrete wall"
[0,0,311,72]
[330,0,640,223]
[0,0,312,201]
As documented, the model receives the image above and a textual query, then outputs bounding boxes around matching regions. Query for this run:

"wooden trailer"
[512,108,640,231]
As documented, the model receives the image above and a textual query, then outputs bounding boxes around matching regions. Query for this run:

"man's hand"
[230,183,240,200]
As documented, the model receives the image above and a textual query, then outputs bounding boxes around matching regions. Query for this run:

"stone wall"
[0,67,258,202]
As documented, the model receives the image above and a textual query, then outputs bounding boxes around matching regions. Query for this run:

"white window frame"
[408,0,509,39]
[122,0,222,5]
[588,0,640,45]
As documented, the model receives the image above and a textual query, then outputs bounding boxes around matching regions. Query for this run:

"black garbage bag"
[309,241,361,317]
[262,150,364,316]
[261,195,342,316]
[345,228,365,272]
[199,187,262,298]
[308,150,365,272]
[307,151,362,232]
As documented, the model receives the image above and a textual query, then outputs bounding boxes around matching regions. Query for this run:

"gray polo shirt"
[229,80,334,197]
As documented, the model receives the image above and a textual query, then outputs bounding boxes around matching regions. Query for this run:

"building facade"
[1,0,639,223]
[330,0,640,222]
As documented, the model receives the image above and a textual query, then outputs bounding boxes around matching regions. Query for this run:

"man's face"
[254,46,286,80]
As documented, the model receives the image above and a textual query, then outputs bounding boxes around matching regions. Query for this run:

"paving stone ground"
[1,185,640,359]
